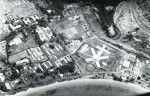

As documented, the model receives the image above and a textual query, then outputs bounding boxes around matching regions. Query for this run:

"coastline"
[7,79,150,96]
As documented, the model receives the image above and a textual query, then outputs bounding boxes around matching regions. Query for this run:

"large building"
[35,26,53,42]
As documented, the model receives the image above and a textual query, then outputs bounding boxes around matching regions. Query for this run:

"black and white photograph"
[0,0,150,96]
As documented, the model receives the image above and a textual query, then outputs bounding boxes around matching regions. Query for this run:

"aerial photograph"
[0,0,150,96]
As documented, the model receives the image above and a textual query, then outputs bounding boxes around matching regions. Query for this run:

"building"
[8,19,22,31]
[26,47,48,62]
[54,54,72,67]
[4,79,20,90]
[35,26,53,42]
[41,42,64,58]
[23,15,40,25]
[41,60,54,70]
[32,60,54,72]
[8,14,40,31]
[41,42,71,67]
[16,58,30,66]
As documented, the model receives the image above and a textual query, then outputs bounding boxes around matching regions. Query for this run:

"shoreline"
[7,79,150,96]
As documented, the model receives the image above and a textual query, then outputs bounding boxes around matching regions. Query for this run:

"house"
[122,60,130,68]
[16,58,30,66]
[23,15,40,25]
[54,54,72,67]
[8,19,22,31]
[41,43,64,58]
[22,64,36,74]
[35,60,54,72]
[23,18,31,25]
[30,60,54,73]
[4,82,12,90]
[26,47,48,62]
[41,60,53,70]
[4,79,20,90]
[41,42,70,67]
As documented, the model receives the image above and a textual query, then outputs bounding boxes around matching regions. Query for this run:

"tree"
[0,82,10,92]
[4,67,21,81]
[37,18,47,27]
[49,44,55,49]
[33,31,46,45]
[36,4,49,15]
[58,33,65,41]
[56,61,75,74]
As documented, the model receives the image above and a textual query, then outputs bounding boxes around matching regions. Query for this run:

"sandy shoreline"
[6,79,150,96]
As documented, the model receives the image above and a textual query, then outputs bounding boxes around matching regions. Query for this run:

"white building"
[23,15,40,25]
[36,26,53,42]
[9,33,23,46]
[16,58,30,65]
[0,73,5,82]
[8,19,22,31]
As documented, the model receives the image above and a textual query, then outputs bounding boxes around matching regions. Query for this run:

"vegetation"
[32,30,46,45]
[37,18,48,27]
[56,61,75,74]
[49,44,55,49]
